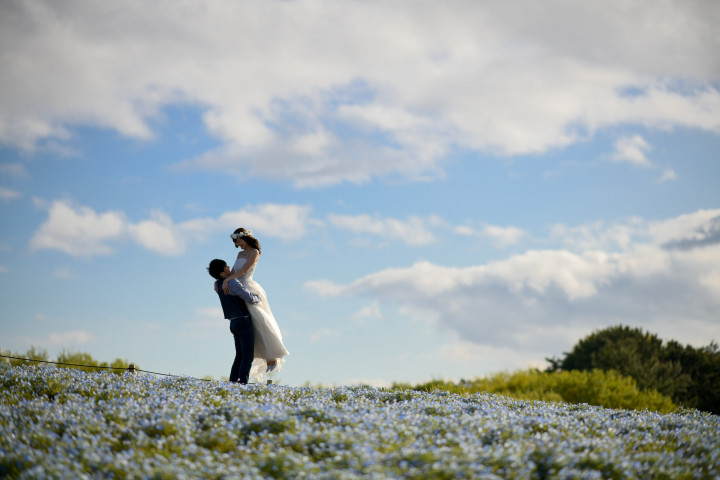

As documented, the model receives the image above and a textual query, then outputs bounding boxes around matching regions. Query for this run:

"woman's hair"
[232,227,262,253]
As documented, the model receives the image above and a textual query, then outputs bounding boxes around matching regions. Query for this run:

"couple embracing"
[208,228,289,384]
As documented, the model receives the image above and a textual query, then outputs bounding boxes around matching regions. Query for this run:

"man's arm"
[226,278,261,304]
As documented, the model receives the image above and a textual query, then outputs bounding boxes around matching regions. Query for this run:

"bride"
[221,227,289,382]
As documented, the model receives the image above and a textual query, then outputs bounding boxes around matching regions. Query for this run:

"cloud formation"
[610,135,653,167]
[31,199,540,256]
[2,0,719,186]
[30,200,313,257]
[307,209,720,355]
[607,134,679,182]
[455,223,528,247]
[327,214,445,246]
[48,330,94,346]
[30,201,127,257]
[0,187,21,201]
[328,214,531,247]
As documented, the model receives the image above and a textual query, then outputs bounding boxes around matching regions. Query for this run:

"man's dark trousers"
[229,315,254,384]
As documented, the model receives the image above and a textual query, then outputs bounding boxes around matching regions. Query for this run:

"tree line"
[0,347,137,374]
[545,325,719,415]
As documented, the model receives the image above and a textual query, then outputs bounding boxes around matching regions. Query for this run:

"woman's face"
[234,237,248,249]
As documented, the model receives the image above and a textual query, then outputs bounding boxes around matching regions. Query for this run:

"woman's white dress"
[232,254,289,382]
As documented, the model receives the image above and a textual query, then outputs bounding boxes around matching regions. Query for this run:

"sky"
[1,0,719,387]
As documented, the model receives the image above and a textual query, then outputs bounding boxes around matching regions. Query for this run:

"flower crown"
[230,230,252,240]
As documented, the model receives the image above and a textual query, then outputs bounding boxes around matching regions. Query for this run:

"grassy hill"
[2,364,718,479]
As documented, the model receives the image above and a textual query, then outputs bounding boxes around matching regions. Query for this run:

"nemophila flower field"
[2,364,719,479]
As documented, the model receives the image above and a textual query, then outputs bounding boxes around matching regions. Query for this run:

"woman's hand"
[222,278,230,294]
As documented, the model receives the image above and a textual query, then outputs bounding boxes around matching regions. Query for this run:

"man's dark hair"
[207,259,227,280]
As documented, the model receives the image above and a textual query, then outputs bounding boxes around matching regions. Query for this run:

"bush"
[400,368,677,413]
[546,325,720,414]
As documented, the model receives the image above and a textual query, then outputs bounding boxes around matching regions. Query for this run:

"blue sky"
[1,0,719,386]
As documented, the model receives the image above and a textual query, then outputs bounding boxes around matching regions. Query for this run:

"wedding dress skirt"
[233,256,289,383]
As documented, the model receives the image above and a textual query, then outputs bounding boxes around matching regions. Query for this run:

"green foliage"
[0,346,49,366]
[545,325,720,414]
[399,369,677,413]
[0,346,137,374]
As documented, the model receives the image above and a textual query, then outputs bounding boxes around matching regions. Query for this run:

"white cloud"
[180,204,315,243]
[646,209,720,247]
[352,301,384,322]
[0,187,21,201]
[291,129,332,156]
[2,1,718,186]
[30,199,314,257]
[305,279,344,298]
[328,213,445,246]
[329,214,530,248]
[213,204,315,240]
[607,136,676,181]
[52,266,73,279]
[307,209,720,355]
[0,163,28,177]
[48,330,94,346]
[8,322,98,350]
[128,210,186,256]
[657,167,677,183]
[455,223,528,247]
[610,135,653,167]
[29,200,127,257]
[550,218,645,252]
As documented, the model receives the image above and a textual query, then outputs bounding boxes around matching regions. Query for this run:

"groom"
[207,259,260,384]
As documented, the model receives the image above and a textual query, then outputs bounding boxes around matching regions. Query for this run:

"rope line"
[0,354,213,382]
[1,354,128,370]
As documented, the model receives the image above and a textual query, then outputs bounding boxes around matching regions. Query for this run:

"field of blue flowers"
[2,364,719,479]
